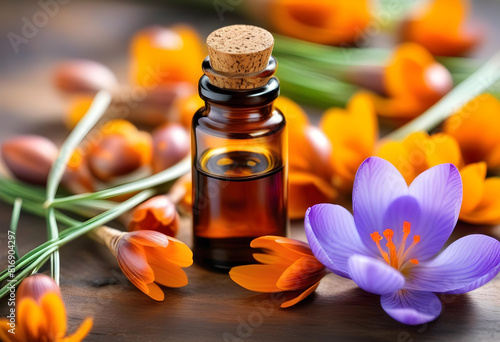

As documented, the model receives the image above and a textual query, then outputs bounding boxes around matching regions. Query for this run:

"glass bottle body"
[192,76,288,271]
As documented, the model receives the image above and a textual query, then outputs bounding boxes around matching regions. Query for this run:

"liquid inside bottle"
[193,146,287,270]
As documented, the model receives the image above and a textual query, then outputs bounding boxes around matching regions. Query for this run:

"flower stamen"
[371,221,420,270]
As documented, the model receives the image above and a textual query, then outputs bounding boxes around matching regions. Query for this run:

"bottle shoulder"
[192,107,286,139]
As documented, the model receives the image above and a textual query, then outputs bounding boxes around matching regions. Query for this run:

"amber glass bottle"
[192,25,288,271]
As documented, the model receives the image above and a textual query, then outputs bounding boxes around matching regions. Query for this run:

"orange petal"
[150,260,189,288]
[443,93,500,166]
[277,256,326,291]
[127,230,169,248]
[145,282,165,301]
[270,0,371,45]
[274,96,309,133]
[144,237,193,268]
[459,177,500,225]
[281,280,321,308]
[117,241,155,286]
[0,320,17,342]
[63,317,93,342]
[229,264,288,292]
[40,293,67,340]
[459,162,486,215]
[376,140,414,184]
[289,171,337,219]
[66,96,93,129]
[426,133,463,167]
[252,253,285,265]
[250,236,302,263]
[274,237,314,257]
[18,298,46,340]
[402,0,480,56]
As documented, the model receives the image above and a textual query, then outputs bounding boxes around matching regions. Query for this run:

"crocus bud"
[128,195,180,237]
[151,123,190,173]
[62,149,96,194]
[54,59,117,94]
[87,120,152,182]
[17,274,61,303]
[1,135,58,185]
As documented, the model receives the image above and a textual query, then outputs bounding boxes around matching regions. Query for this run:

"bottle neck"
[198,75,280,122]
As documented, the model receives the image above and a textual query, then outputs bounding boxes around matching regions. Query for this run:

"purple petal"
[405,235,500,294]
[347,255,405,295]
[305,204,371,278]
[381,290,442,325]
[409,163,462,260]
[382,195,422,252]
[353,157,409,255]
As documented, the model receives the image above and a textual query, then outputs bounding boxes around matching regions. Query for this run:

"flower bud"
[62,148,96,194]
[54,59,117,94]
[1,135,58,185]
[17,274,61,303]
[128,195,180,237]
[88,134,145,182]
[151,123,190,173]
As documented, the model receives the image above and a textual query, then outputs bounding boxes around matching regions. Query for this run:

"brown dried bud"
[54,59,117,94]
[17,274,61,303]
[88,134,145,182]
[1,135,58,185]
[151,123,190,173]
[129,195,180,237]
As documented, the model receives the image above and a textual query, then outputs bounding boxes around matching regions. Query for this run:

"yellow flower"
[401,0,482,56]
[320,92,378,190]
[377,132,500,225]
[443,93,500,170]
[0,274,92,342]
[230,236,326,308]
[366,43,453,120]
[93,226,192,301]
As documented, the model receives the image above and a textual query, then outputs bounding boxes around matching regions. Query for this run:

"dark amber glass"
[192,70,288,271]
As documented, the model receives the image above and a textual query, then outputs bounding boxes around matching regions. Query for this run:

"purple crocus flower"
[305,157,500,325]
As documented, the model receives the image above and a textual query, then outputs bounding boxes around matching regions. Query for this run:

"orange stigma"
[371,221,420,269]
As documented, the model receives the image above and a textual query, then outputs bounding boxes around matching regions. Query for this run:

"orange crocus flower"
[230,236,326,308]
[320,92,378,190]
[92,226,192,301]
[129,194,180,237]
[377,131,500,225]
[0,274,92,342]
[275,96,337,219]
[366,43,453,120]
[401,0,482,56]
[443,93,500,170]
[268,0,371,45]
[129,25,205,87]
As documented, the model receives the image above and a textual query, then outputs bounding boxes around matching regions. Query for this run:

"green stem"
[8,198,22,260]
[48,157,190,207]
[45,90,112,285]
[385,51,500,141]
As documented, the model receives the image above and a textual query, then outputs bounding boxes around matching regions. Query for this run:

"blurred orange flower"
[275,96,337,218]
[443,93,500,170]
[377,131,500,225]
[366,43,453,120]
[93,226,192,301]
[129,195,180,237]
[401,0,482,56]
[130,25,205,87]
[229,236,326,308]
[320,92,378,190]
[0,274,92,342]
[269,0,371,45]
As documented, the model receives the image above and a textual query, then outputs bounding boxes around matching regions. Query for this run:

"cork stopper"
[205,25,275,89]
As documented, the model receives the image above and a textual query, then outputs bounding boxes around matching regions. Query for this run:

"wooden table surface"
[1,1,499,341]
